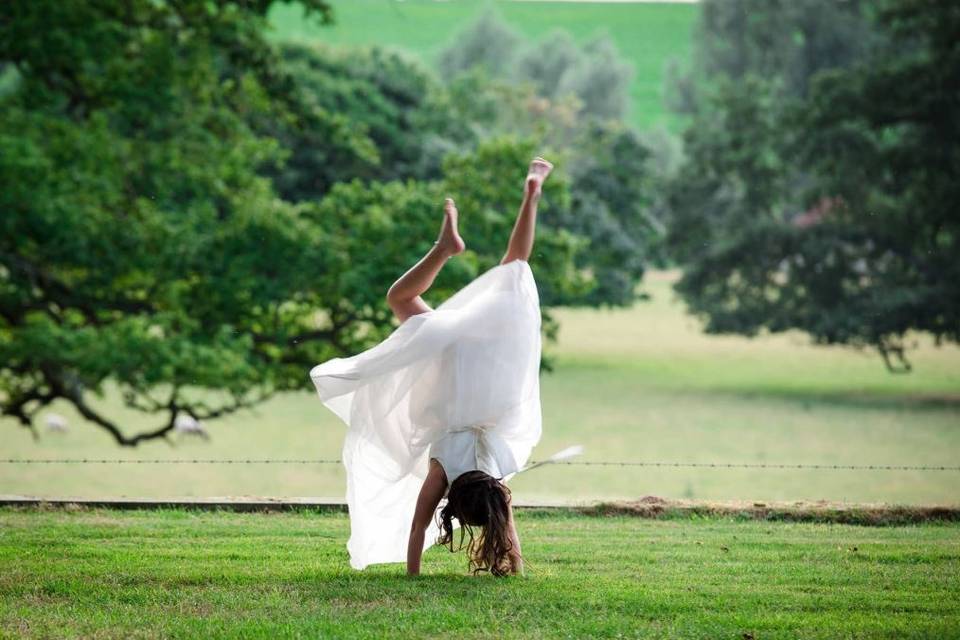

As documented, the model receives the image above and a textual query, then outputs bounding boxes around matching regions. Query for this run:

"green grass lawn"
[1,509,958,638]
[267,0,698,132]
[2,271,959,503]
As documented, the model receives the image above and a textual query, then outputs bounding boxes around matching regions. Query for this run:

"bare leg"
[387,198,465,323]
[501,157,553,265]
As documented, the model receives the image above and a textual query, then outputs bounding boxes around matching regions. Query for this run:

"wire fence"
[2,459,958,471]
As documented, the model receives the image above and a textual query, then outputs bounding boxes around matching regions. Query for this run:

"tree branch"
[43,369,179,447]
[0,385,52,442]
[0,251,154,326]
[187,388,275,421]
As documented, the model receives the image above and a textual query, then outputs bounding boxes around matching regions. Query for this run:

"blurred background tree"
[793,0,960,370]
[268,43,471,199]
[662,0,957,371]
[437,9,522,83]
[436,11,659,307]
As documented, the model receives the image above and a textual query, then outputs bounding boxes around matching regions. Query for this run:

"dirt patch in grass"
[582,496,960,525]
[4,498,959,525]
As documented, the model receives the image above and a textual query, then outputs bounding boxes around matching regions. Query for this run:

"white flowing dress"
[309,259,543,570]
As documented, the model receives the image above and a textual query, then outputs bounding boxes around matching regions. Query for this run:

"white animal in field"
[45,413,69,433]
[174,414,209,440]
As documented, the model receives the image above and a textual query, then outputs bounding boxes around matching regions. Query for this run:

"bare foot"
[436,197,466,256]
[525,157,553,197]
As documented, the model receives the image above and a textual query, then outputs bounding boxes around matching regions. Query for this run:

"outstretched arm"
[407,459,448,576]
[501,157,553,265]
[506,499,524,575]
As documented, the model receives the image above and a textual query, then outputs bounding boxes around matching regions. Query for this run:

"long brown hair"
[437,470,517,576]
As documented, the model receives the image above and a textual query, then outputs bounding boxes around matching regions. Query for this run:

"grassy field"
[1,509,958,638]
[267,0,698,132]
[2,271,959,504]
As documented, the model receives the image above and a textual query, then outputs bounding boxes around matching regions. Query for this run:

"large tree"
[0,0,340,444]
[664,0,955,370]
[0,0,599,444]
[792,0,960,369]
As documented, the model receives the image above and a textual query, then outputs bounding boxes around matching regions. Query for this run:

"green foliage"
[302,179,449,351]
[561,123,657,305]
[554,36,632,121]
[513,29,633,121]
[269,43,470,201]
[664,0,956,370]
[437,9,522,82]
[669,0,878,113]
[666,75,789,265]
[0,0,360,445]
[440,12,632,123]
[791,0,960,368]
[515,30,581,99]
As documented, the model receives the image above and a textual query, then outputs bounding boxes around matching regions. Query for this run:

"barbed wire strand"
[1,459,958,471]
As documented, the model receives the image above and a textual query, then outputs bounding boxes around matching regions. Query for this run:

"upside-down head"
[437,470,516,576]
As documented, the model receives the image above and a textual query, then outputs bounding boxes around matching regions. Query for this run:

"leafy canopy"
[0,0,608,444]
[663,0,957,370]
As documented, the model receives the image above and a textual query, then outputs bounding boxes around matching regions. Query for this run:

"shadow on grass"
[708,387,960,413]
[50,564,518,597]
[557,358,960,413]
[258,569,525,607]
[654,384,960,412]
